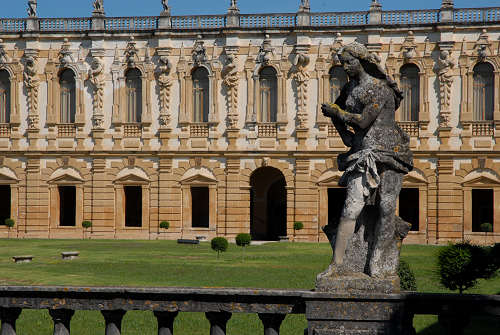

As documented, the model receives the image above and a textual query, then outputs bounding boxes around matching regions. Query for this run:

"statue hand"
[321,103,344,119]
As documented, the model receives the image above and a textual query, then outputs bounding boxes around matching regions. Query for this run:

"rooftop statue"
[27,0,37,17]
[317,42,413,293]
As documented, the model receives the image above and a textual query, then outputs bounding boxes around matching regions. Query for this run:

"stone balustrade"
[0,286,499,335]
[0,7,498,32]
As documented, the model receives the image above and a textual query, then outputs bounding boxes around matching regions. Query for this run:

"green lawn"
[0,239,498,334]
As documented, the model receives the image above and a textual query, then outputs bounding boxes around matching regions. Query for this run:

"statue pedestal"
[304,292,413,335]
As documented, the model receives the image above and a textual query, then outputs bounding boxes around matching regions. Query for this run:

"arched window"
[59,69,76,123]
[259,66,277,122]
[329,66,347,103]
[126,68,142,123]
[0,70,10,123]
[400,64,420,121]
[192,67,209,123]
[473,62,494,121]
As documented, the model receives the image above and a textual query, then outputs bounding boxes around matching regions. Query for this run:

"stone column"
[49,309,74,335]
[226,1,240,27]
[154,311,178,335]
[0,307,22,335]
[102,310,126,335]
[258,313,286,335]
[205,311,232,335]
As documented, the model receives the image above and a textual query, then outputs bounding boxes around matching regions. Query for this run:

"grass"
[0,239,498,334]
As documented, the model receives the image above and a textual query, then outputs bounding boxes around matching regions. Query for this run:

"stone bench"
[12,255,33,263]
[278,236,289,242]
[61,251,79,260]
[177,239,200,245]
[195,236,207,241]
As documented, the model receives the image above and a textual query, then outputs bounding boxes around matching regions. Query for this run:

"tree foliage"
[211,237,228,258]
[235,233,251,247]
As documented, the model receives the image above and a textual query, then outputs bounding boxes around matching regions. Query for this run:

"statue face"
[339,51,362,78]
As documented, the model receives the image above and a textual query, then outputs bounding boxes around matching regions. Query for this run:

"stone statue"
[27,0,37,17]
[318,42,413,293]
[24,55,40,129]
[93,0,105,16]
[88,57,105,128]
[436,50,455,127]
[222,54,240,128]
[161,0,169,11]
[157,56,173,127]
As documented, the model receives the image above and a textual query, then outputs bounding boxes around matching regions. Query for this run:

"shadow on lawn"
[418,316,500,335]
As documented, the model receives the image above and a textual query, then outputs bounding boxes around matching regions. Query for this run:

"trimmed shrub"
[235,233,251,247]
[480,223,493,233]
[398,260,417,291]
[293,221,304,231]
[4,218,15,228]
[211,237,228,258]
[82,221,92,229]
[160,221,170,229]
[437,242,497,293]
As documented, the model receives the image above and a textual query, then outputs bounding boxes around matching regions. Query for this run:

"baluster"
[205,311,232,335]
[0,307,22,335]
[154,311,178,335]
[49,309,74,335]
[258,313,286,335]
[102,310,126,335]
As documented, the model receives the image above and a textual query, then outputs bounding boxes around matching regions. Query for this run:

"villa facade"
[0,0,499,243]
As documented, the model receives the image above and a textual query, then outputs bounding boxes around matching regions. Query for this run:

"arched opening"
[473,62,494,121]
[59,69,76,123]
[0,70,11,123]
[192,67,209,122]
[125,68,142,123]
[259,66,277,122]
[250,167,286,240]
[400,64,420,121]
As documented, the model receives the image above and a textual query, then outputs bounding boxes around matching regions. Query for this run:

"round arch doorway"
[250,167,287,241]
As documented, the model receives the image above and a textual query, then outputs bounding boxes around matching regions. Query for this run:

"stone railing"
[39,17,92,31]
[0,286,499,335]
[0,19,25,32]
[310,11,368,26]
[1,7,499,32]
[0,124,11,137]
[239,13,297,28]
[381,9,440,25]
[454,7,500,23]
[57,124,76,138]
[105,16,158,30]
[398,121,420,137]
[471,121,494,136]
[190,124,210,138]
[171,15,226,29]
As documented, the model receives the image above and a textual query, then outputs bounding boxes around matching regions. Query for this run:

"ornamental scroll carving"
[157,56,173,128]
[88,57,105,129]
[24,55,39,129]
[222,53,239,129]
[291,52,310,128]
[436,50,455,127]
[125,39,139,68]
[0,40,11,65]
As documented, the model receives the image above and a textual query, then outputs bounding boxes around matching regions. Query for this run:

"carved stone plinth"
[304,292,413,335]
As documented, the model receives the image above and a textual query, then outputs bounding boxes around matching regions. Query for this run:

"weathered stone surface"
[318,42,413,294]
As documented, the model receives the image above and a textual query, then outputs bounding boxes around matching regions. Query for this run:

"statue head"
[338,42,403,109]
